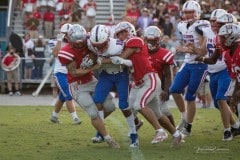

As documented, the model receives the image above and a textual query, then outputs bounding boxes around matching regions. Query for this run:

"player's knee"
[86,104,99,119]
[103,98,116,112]
[161,108,171,117]
[185,92,196,101]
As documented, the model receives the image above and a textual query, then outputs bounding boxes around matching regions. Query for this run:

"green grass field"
[0,106,239,160]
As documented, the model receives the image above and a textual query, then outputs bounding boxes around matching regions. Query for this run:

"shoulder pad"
[125,37,144,48]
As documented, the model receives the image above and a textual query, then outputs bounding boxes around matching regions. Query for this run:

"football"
[81,52,98,68]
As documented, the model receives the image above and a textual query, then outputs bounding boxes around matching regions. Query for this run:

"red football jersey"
[125,37,155,81]
[222,49,237,79]
[149,48,174,79]
[223,43,240,82]
[58,44,93,83]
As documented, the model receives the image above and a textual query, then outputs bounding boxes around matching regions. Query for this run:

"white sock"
[172,130,180,137]
[52,111,58,117]
[180,112,186,120]
[224,128,231,132]
[126,113,136,134]
[70,111,78,120]
[99,110,104,120]
[104,134,111,140]
[157,128,165,133]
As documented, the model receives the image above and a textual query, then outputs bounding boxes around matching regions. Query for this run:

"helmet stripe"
[185,2,189,8]
[214,10,217,17]
[95,25,99,42]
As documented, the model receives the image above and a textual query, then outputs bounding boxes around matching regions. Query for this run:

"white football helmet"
[68,24,87,43]
[89,24,110,53]
[114,21,136,38]
[218,23,240,47]
[182,0,201,22]
[60,23,72,33]
[210,9,227,21]
[144,26,162,52]
[90,25,109,44]
[210,9,227,33]
[216,13,238,24]
[68,24,87,49]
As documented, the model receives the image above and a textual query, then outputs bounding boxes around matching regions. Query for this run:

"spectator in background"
[71,2,82,24]
[24,32,35,79]
[123,1,140,26]
[160,14,174,38]
[83,0,97,32]
[136,8,153,36]
[59,14,72,28]
[43,7,55,39]
[1,46,21,96]
[25,12,40,39]
[58,2,71,18]
[201,1,211,20]
[105,16,116,38]
[33,36,45,79]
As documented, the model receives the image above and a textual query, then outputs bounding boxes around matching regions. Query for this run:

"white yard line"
[108,114,146,160]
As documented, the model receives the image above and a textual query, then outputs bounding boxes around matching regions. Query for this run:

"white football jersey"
[87,37,124,70]
[178,20,210,63]
[202,27,227,73]
[87,37,123,56]
[48,39,68,74]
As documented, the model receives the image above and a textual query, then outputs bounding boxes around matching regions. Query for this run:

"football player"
[58,24,119,149]
[111,21,183,147]
[49,23,81,125]
[194,12,240,140]
[169,0,208,136]
[85,24,138,147]
[144,26,175,127]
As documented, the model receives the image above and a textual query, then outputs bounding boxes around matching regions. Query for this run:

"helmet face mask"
[144,26,162,52]
[114,21,136,40]
[91,39,109,53]
[146,38,160,52]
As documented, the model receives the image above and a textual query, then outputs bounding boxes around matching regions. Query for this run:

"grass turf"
[0,106,239,160]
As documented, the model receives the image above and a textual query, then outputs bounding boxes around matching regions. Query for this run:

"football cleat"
[222,130,233,141]
[130,133,139,147]
[171,131,184,148]
[151,130,168,144]
[176,118,186,131]
[105,138,120,149]
[73,117,82,125]
[181,123,192,137]
[91,132,104,143]
[231,126,240,137]
[50,116,59,123]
